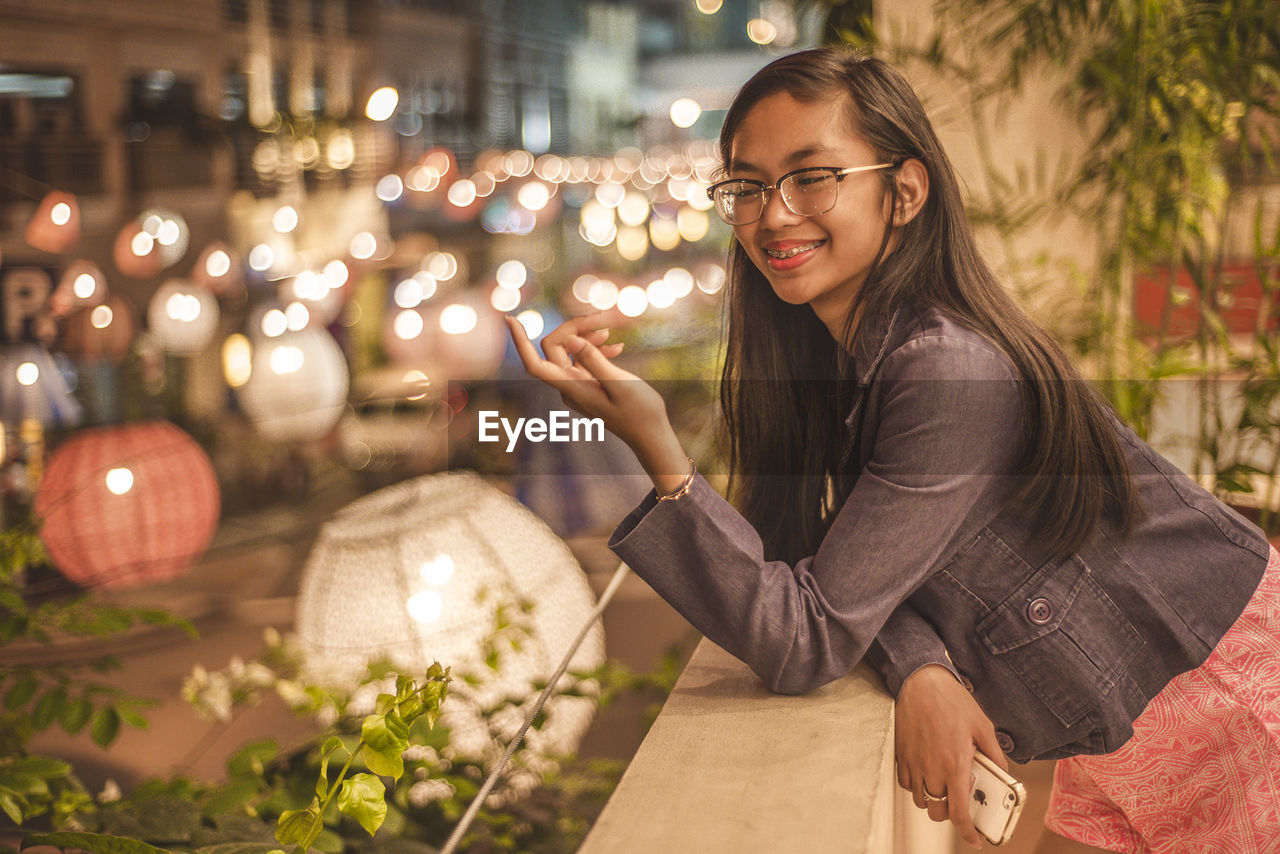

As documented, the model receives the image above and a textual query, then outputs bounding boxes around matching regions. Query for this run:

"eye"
[792,172,833,190]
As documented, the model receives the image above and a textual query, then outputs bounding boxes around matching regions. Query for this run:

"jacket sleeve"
[866,604,957,697]
[608,335,1025,695]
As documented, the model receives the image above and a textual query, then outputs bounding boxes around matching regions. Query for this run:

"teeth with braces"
[766,241,824,259]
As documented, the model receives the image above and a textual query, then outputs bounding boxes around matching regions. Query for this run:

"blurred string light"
[747,18,778,44]
[588,279,619,311]
[670,98,702,128]
[273,205,299,233]
[695,0,722,12]
[376,174,404,202]
[90,305,113,329]
[516,181,551,211]
[327,129,356,170]
[423,251,458,281]
[490,286,520,312]
[495,260,527,290]
[350,231,378,260]
[366,86,399,121]
[439,303,478,335]
[222,334,252,387]
[647,277,677,309]
[515,309,544,338]
[394,309,424,340]
[616,285,647,317]
[447,179,478,207]
[248,244,275,271]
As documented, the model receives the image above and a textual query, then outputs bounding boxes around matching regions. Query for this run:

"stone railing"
[579,638,953,854]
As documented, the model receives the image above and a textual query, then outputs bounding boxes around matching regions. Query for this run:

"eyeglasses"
[706,163,895,225]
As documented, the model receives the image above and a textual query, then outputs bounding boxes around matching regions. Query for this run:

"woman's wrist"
[634,427,690,496]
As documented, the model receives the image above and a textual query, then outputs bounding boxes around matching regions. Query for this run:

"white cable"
[439,560,632,854]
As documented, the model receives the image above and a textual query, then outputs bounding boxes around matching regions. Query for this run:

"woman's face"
[728,92,893,337]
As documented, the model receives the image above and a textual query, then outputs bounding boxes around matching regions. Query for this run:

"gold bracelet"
[657,457,696,502]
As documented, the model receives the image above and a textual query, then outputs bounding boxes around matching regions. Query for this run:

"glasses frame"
[706,163,896,225]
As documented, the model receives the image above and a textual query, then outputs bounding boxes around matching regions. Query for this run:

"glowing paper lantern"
[113,221,162,279]
[147,279,219,355]
[236,327,349,442]
[137,208,189,268]
[192,242,244,297]
[50,261,109,317]
[25,191,80,254]
[34,421,220,589]
[295,471,605,757]
[60,294,137,364]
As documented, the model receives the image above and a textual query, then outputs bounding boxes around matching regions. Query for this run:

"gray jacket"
[608,305,1270,763]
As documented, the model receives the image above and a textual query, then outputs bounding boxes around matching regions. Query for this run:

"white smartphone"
[968,750,1026,845]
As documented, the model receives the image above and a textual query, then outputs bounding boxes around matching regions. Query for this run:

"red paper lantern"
[35,421,220,589]
[60,294,137,364]
[25,191,80,254]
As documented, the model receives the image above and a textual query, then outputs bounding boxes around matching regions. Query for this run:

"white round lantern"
[147,279,219,355]
[236,327,349,442]
[295,472,605,759]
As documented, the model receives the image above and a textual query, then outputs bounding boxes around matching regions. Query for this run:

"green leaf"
[360,714,407,780]
[4,672,36,710]
[336,773,386,837]
[192,845,286,854]
[7,756,71,778]
[315,737,346,799]
[31,687,67,731]
[201,779,262,817]
[310,829,343,854]
[91,706,121,748]
[274,801,321,848]
[20,831,173,853]
[61,696,93,733]
[228,739,277,780]
[0,793,22,824]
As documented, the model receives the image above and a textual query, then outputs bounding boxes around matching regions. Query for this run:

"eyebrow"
[729,145,834,174]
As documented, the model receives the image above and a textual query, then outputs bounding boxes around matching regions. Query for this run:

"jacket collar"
[843,306,904,428]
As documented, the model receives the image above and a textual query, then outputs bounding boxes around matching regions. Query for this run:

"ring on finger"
[921,786,948,805]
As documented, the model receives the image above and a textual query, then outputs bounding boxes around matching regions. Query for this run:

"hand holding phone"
[968,750,1026,845]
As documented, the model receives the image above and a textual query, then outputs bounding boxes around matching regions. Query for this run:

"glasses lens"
[712,181,763,225]
[780,170,839,217]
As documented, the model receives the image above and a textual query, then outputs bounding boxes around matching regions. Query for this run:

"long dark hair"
[718,47,1141,562]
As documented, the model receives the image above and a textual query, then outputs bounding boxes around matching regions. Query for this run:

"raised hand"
[505,312,690,493]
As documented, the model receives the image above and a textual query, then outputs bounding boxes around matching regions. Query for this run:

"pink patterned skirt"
[1045,546,1280,853]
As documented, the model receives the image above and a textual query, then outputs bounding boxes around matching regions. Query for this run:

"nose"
[757,186,803,230]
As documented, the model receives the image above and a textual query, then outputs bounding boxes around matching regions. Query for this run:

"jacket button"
[1026,597,1054,625]
[996,730,1015,754]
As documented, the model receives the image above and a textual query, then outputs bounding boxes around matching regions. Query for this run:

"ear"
[892,158,929,226]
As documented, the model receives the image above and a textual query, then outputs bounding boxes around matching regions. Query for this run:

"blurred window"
[222,0,248,24]
[0,69,99,201]
[269,0,290,29]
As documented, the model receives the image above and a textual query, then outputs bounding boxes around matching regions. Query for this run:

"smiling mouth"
[765,240,825,259]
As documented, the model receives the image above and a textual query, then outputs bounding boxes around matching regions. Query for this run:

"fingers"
[947,758,983,849]
[975,726,1010,773]
[921,781,950,825]
[541,312,611,369]
[573,339,634,383]
[505,315,550,377]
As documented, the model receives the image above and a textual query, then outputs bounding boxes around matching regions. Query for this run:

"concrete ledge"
[580,638,952,854]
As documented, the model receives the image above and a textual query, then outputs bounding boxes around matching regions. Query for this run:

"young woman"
[506,47,1278,853]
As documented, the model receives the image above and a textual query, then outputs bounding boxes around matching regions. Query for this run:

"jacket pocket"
[976,552,1144,727]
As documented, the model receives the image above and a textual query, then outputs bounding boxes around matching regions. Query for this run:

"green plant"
[0,518,195,831]
[817,0,1280,528]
